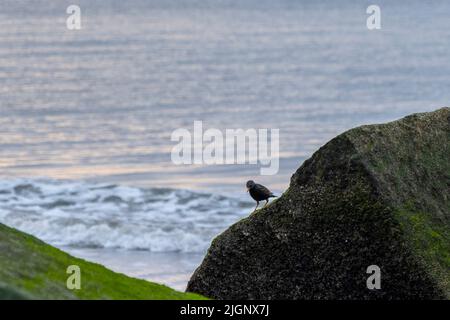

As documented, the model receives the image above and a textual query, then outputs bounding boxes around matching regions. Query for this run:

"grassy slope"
[0,223,205,300]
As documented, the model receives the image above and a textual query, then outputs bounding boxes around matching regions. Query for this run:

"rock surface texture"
[187,108,450,299]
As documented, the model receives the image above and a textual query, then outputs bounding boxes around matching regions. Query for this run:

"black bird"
[246,180,276,211]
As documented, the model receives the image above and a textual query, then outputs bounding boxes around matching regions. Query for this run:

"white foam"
[0,178,252,253]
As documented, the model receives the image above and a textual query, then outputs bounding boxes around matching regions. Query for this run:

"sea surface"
[1,0,450,290]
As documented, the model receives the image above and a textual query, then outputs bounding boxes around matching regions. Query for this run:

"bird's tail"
[269,194,277,198]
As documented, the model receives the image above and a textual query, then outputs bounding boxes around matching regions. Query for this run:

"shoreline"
[64,247,206,291]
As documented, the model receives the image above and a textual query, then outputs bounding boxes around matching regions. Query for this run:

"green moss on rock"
[0,223,206,300]
[187,107,450,300]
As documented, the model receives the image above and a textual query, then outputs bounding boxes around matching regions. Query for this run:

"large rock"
[187,108,450,299]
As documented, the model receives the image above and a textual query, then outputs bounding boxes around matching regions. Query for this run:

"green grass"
[0,223,206,300]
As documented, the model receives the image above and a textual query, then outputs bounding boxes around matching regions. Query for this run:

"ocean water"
[1,0,450,290]
[0,178,251,252]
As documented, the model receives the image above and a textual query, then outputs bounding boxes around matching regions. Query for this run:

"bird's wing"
[255,183,273,197]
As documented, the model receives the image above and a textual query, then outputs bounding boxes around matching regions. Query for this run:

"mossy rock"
[187,107,450,299]
[0,223,206,300]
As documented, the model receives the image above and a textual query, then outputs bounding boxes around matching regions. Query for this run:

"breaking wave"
[0,178,252,252]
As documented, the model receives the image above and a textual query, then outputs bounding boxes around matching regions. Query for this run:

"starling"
[246,180,277,211]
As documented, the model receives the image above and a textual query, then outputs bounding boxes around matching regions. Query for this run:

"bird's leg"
[264,199,269,207]
[254,201,259,211]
